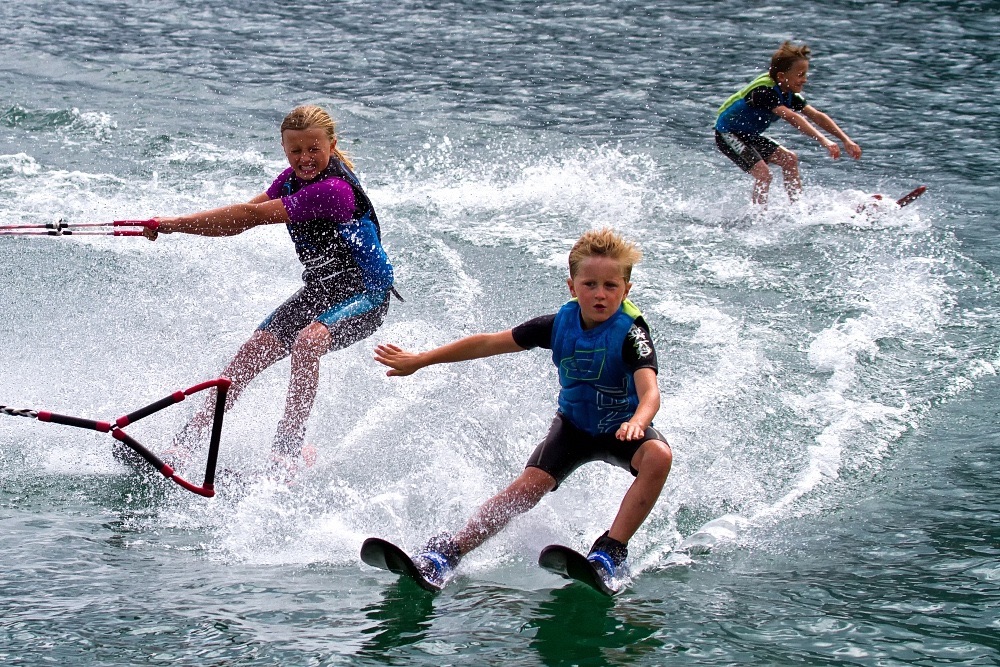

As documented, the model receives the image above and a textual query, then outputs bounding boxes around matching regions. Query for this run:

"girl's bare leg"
[272,321,331,455]
[171,329,287,453]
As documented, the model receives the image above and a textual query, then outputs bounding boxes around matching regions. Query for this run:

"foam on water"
[1,99,994,585]
[2,4,998,663]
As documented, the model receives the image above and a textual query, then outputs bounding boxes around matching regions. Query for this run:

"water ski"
[858,185,927,213]
[361,537,442,593]
[538,544,622,596]
[895,185,927,207]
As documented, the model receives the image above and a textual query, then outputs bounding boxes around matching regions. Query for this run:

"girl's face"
[281,127,335,182]
[777,59,809,94]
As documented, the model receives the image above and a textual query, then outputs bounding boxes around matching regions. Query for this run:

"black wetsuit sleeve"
[747,86,781,111]
[747,86,807,112]
[623,316,658,374]
[511,314,556,350]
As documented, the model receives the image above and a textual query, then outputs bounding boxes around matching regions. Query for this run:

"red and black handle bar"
[0,219,159,237]
[1,378,230,497]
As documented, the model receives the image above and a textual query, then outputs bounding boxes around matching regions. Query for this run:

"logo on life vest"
[559,347,606,382]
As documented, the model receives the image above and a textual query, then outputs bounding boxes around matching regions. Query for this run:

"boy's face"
[777,60,809,94]
[567,255,632,330]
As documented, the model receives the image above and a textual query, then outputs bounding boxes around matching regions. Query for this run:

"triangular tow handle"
[0,378,231,498]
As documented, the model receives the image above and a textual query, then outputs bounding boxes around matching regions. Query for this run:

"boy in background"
[715,41,862,205]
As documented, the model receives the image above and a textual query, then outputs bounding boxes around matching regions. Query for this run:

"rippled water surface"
[1,1,998,665]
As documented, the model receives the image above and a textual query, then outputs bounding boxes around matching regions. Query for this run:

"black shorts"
[525,412,669,489]
[715,130,782,173]
[257,285,390,352]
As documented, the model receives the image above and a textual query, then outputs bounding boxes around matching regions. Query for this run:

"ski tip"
[361,537,444,593]
[538,544,623,596]
[896,185,927,208]
[859,185,928,214]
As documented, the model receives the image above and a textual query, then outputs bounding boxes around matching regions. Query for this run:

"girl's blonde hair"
[280,105,354,170]
[568,227,642,280]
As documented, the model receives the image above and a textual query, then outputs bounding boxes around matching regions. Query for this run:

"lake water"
[1,1,998,664]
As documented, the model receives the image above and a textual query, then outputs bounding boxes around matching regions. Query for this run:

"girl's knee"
[291,323,331,358]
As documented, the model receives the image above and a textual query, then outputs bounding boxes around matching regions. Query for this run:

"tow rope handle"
[0,219,159,237]
[1,378,230,498]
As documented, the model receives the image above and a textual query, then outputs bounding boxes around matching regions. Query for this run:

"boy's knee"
[750,161,772,183]
[637,440,673,478]
[512,468,556,502]
[772,148,798,169]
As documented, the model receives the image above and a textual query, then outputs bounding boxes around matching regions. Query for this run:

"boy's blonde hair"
[280,105,354,170]
[769,41,811,79]
[568,228,642,280]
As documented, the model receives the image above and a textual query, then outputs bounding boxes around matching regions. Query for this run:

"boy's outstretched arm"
[774,105,842,159]
[374,331,524,377]
[617,367,661,441]
[802,106,862,159]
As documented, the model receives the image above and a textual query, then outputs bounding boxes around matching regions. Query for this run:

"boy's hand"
[616,420,646,441]
[823,139,841,159]
[843,139,862,160]
[374,343,423,376]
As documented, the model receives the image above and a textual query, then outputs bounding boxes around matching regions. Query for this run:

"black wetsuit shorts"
[715,130,783,173]
[525,412,669,489]
[257,284,390,352]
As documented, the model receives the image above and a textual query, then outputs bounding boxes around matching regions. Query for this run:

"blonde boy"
[374,228,672,586]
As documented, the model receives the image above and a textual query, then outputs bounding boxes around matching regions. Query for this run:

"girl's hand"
[374,343,424,376]
[823,139,841,159]
[142,217,174,241]
[142,218,159,241]
[616,420,646,441]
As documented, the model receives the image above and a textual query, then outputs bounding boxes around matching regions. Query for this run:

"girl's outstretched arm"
[144,193,286,239]
[374,331,524,377]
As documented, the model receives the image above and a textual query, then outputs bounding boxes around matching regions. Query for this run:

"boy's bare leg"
[607,439,673,544]
[769,147,801,202]
[454,467,557,555]
[749,160,772,206]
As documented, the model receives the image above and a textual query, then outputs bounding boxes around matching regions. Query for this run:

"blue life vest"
[281,159,394,293]
[551,299,644,436]
[714,73,800,135]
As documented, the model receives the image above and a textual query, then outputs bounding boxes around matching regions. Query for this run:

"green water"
[1,1,998,664]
